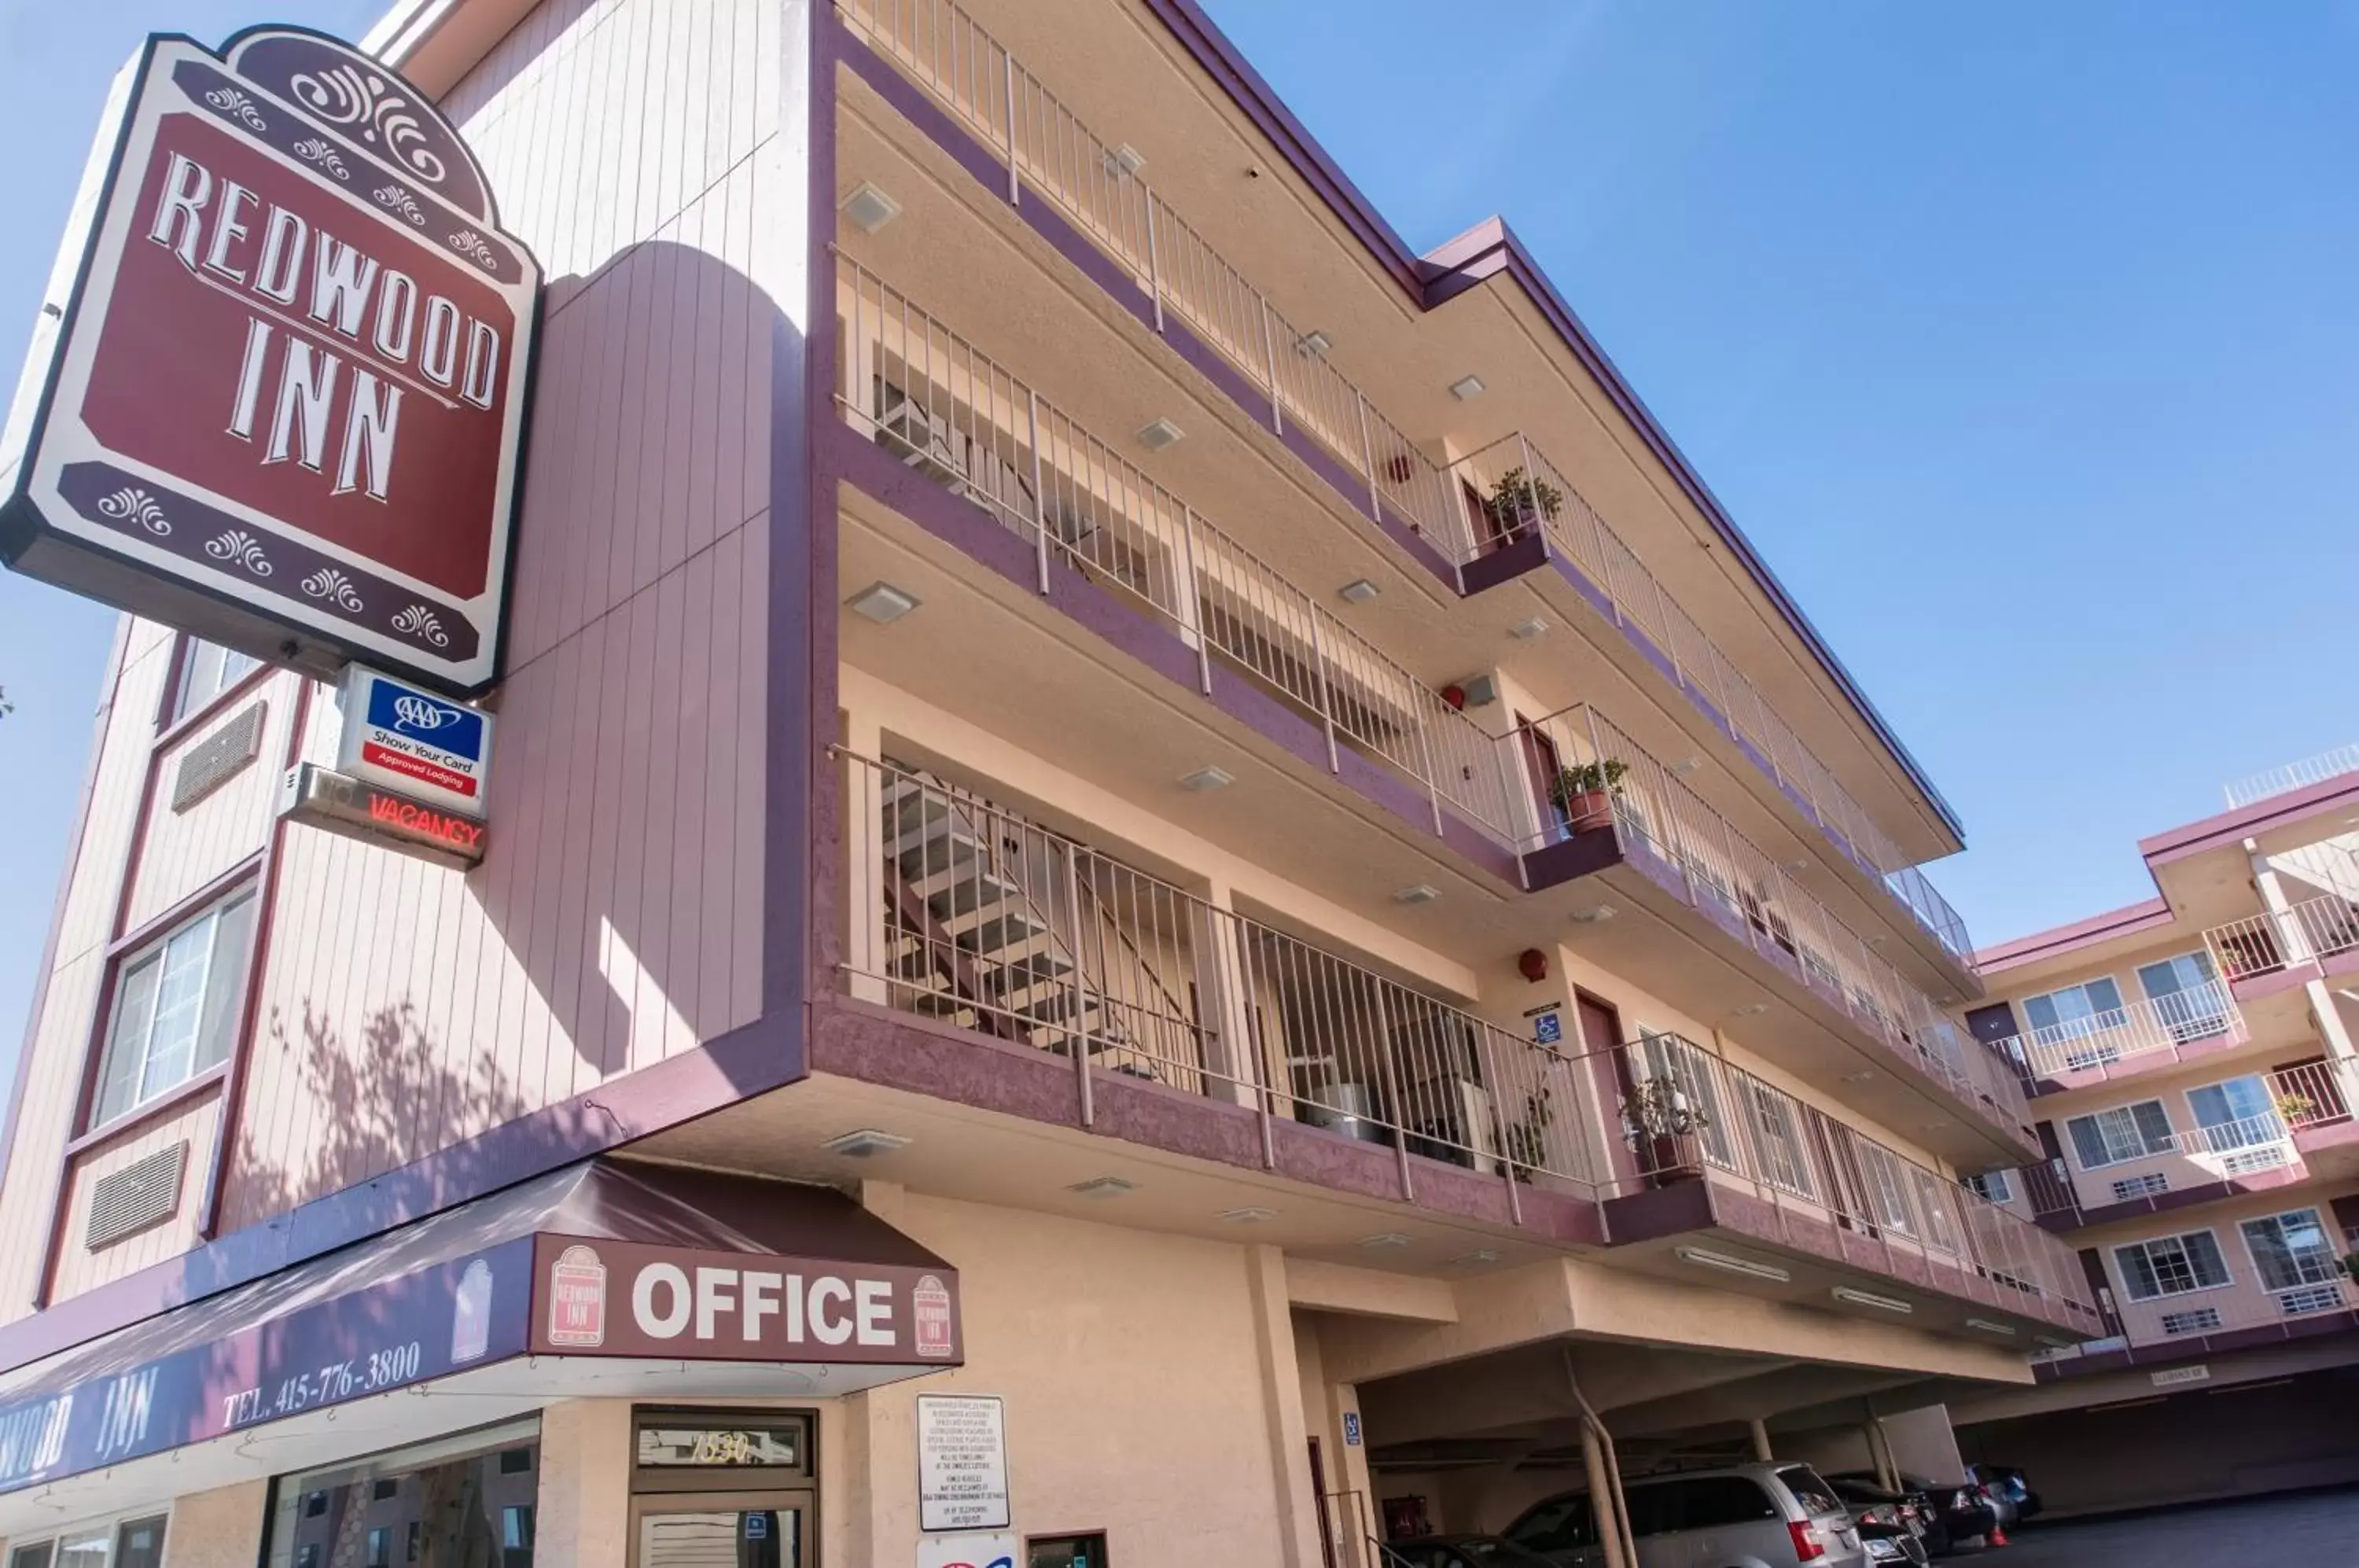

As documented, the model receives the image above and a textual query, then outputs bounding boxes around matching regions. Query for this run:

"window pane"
[114,1518,166,1568]
[2085,977,2125,1014]
[2181,1231,2229,1288]
[2129,1101,2176,1153]
[95,955,163,1124]
[2067,1115,2110,1170]
[56,1530,112,1568]
[12,1543,56,1568]
[195,893,257,1075]
[139,913,218,1100]
[2117,1242,2163,1300]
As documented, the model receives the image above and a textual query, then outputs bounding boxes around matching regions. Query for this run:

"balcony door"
[2136,951,2228,1043]
[2022,977,2126,1069]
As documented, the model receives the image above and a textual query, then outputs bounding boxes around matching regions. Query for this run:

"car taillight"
[1788,1520,1827,1562]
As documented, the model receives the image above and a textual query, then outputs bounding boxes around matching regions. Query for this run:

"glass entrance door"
[631,1493,811,1568]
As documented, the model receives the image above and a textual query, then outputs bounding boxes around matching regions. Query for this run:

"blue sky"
[0,2,2354,1062]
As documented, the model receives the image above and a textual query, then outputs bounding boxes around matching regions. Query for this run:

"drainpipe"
[1563,1351,1638,1568]
[1749,1418,1774,1463]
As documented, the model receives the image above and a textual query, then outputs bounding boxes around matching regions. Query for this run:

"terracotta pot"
[1558,788,1614,834]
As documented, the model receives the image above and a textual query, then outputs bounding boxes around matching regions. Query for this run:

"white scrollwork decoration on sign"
[203,86,268,131]
[300,566,365,612]
[392,605,450,647]
[449,230,498,271]
[95,487,171,536]
[374,183,426,226]
[205,530,274,577]
[291,136,350,181]
[289,63,448,185]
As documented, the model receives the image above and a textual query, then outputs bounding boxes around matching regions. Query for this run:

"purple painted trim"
[0,1010,803,1378]
[825,425,1525,887]
[2139,770,2359,867]
[2033,1309,2359,1383]
[1519,826,1626,892]
[1976,897,2176,973]
[2040,1159,2310,1232]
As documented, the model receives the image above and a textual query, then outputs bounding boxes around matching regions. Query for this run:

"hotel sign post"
[0,27,539,697]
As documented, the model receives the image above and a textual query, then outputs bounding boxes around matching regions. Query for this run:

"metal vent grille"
[2158,1306,2222,1335]
[84,1141,188,1250]
[2110,1172,2169,1202]
[171,701,266,811]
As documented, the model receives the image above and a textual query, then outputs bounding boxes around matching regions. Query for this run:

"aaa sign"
[0,28,539,696]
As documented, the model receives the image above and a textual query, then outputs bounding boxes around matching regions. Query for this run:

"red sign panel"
[0,28,539,695]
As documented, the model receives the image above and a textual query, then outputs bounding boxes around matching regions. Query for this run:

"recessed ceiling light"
[1669,757,1701,775]
[1569,904,1617,924]
[1393,885,1441,905]
[1676,1246,1790,1283]
[1297,329,1333,357]
[1067,1176,1137,1198]
[1841,1070,1875,1084]
[1833,1286,1914,1315]
[1106,143,1147,179]
[1783,858,1810,873]
[1137,417,1185,451]
[840,181,902,234]
[1338,578,1380,604]
[1452,1249,1501,1267]
[1217,1205,1275,1224]
[1964,1318,2018,1337]
[846,581,919,624]
[1508,617,1549,640]
[1448,374,1485,401]
[821,1128,910,1158]
[1733,1003,1769,1018]
[1923,1120,1952,1132]
[1359,1232,1413,1249]
[1178,764,1235,792]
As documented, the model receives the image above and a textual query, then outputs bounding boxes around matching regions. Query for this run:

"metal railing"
[2171,1111,2292,1160]
[2114,1272,2357,1349]
[1991,982,2245,1082]
[841,751,1610,1198]
[2205,893,2359,981]
[1514,702,2029,1133]
[835,259,1522,847]
[2269,1059,2357,1131]
[2224,744,2359,808]
[1608,1032,2100,1326]
[835,0,1974,969]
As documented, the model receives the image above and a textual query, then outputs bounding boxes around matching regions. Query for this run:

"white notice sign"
[917,1394,1011,1533]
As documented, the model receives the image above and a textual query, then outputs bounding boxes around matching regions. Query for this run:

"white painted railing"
[2206,893,2359,980]
[2223,744,2359,808]
[1994,983,2243,1080]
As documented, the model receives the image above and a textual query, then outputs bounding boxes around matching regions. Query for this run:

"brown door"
[1575,992,1641,1186]
[1518,713,1570,842]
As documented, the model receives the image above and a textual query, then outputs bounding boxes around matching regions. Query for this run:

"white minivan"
[1504,1463,1868,1568]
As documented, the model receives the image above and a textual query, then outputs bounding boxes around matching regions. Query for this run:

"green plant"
[2342,1251,2359,1284]
[1548,760,1628,807]
[1623,1076,1711,1141]
[2274,1091,2319,1124]
[1487,466,1564,526]
[1505,1087,1554,1183]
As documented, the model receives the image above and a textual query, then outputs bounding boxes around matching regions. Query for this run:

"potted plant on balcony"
[1485,465,1563,542]
[2274,1089,2320,1126]
[1503,1086,1554,1184]
[1548,760,1628,834]
[1621,1075,1710,1182]
[2342,1251,2359,1285]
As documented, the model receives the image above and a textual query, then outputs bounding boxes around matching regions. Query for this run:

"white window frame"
[90,887,258,1130]
[2113,1229,2235,1302]
[167,637,259,727]
[2064,1099,2177,1169]
[1962,1169,2015,1205]
[2183,1074,2281,1149]
[2238,1207,2342,1295]
[2021,976,2127,1036]
[6,1506,171,1568]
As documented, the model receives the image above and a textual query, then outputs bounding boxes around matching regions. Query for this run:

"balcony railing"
[1608,1032,2099,1323]
[2206,893,2359,981]
[840,750,1611,1200]
[1514,703,2029,1133]
[1991,983,2245,1083]
[2269,1059,2358,1131]
[2223,744,2359,808]
[834,0,1973,969]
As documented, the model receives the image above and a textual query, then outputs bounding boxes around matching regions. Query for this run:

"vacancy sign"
[0,27,539,696]
[338,664,492,815]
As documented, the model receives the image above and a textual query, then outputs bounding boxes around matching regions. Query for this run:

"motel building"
[0,2,2129,1566]
[1942,753,2359,1516]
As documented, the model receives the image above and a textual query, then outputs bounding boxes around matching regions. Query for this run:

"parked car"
[1505,1462,1868,1566]
[1384,1536,1562,1568]
[1824,1477,1944,1556]
[1970,1463,2041,1522]
[1827,1472,1994,1552]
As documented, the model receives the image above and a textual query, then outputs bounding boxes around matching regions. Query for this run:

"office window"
[1963,1169,2014,1205]
[1027,1534,1107,1568]
[91,888,257,1126]
[263,1423,539,1568]
[2136,951,2228,1040]
[17,1516,167,1568]
[2241,1208,2339,1294]
[169,639,259,726]
[2186,1076,2277,1147]
[2114,1231,2231,1301]
[2065,1100,2175,1169]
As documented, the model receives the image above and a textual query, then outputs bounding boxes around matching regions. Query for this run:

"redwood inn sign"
[0,27,539,696]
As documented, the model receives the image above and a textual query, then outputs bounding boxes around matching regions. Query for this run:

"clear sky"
[0,2,2353,1068]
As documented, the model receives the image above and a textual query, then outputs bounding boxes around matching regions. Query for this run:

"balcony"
[833,752,2099,1338]
[2205,893,2359,991]
[830,0,1974,981]
[2035,1272,2358,1378]
[1988,982,2247,1092]
[1595,1032,2102,1339]
[2035,1110,2309,1228]
[2222,743,2359,809]
[835,256,2029,1160]
[830,260,2030,1164]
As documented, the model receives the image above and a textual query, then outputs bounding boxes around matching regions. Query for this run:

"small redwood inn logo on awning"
[547,1244,609,1348]
[0,27,539,697]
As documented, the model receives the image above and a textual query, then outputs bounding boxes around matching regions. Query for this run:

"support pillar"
[1246,1245,1328,1568]
[1749,1417,1774,1463]
[535,1401,632,1568]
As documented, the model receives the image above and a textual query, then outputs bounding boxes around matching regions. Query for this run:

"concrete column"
[1749,1417,1774,1463]
[1864,1418,1900,1493]
[1246,1244,1327,1568]
[1882,1404,1966,1484]
[536,1400,632,1568]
